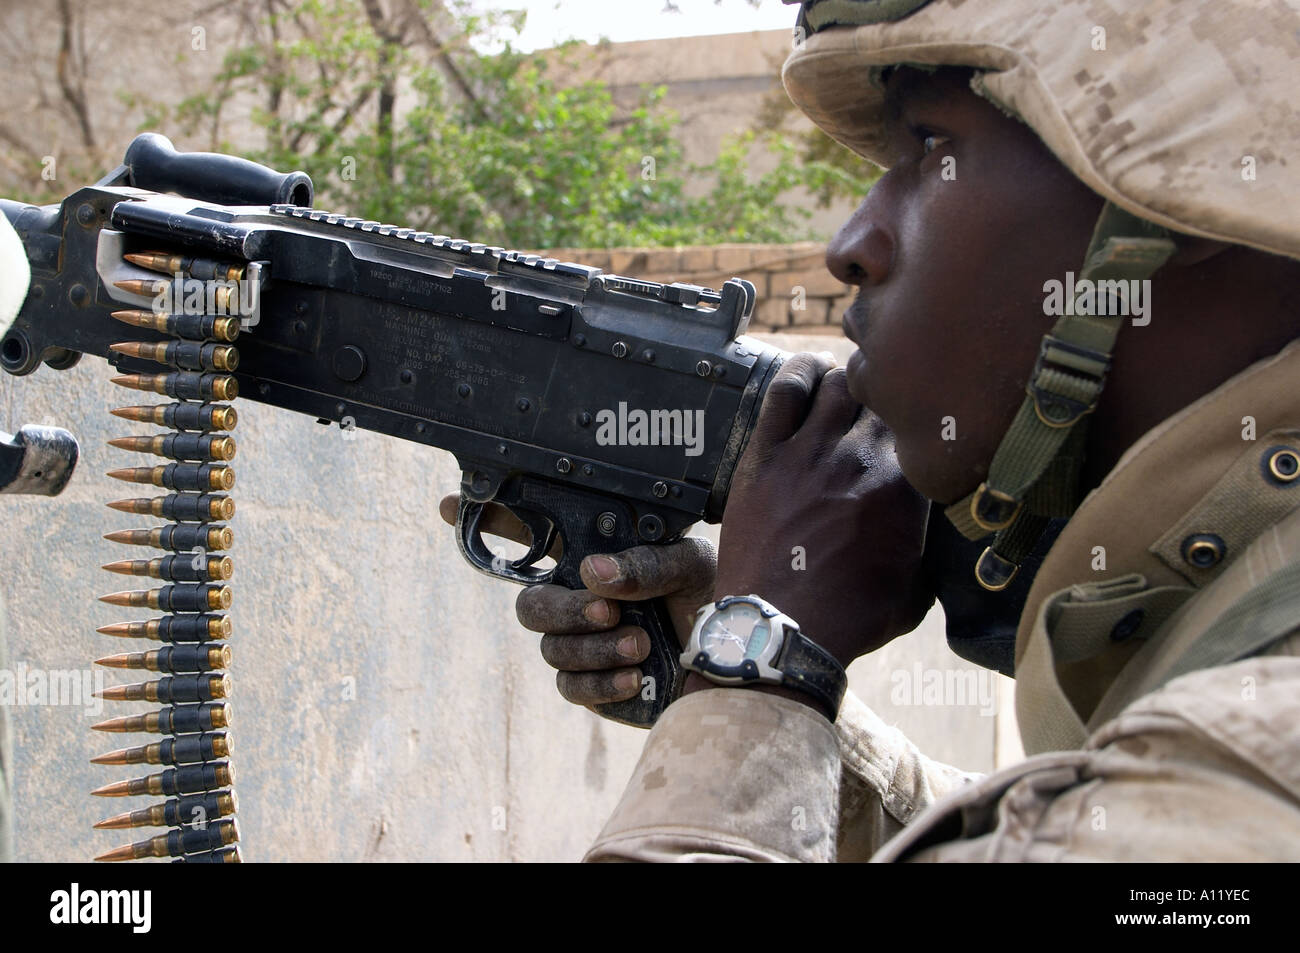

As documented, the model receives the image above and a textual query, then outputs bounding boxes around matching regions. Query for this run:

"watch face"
[700,602,771,667]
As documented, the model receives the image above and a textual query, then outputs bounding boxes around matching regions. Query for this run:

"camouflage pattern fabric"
[587,340,1300,862]
[782,0,1300,262]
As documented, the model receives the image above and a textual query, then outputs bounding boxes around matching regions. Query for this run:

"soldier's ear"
[1166,233,1233,267]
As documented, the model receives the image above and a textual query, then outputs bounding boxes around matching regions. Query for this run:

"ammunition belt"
[91,251,247,863]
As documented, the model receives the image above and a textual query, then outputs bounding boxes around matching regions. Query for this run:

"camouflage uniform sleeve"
[872,651,1300,862]
[833,689,983,861]
[584,686,980,862]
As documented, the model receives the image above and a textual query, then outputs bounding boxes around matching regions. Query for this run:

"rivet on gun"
[415,422,427,434]
[293,320,307,334]
[652,481,668,499]
[69,284,90,307]
[713,365,726,378]
[637,515,665,541]
[611,341,628,358]
[696,360,713,377]
[457,383,471,399]
[516,398,531,413]
[596,512,618,537]
[294,301,308,315]
[76,204,96,227]
[470,473,491,495]
[670,486,682,498]
[642,349,656,363]
[497,444,508,456]
[582,464,594,477]
[556,458,572,475]
[574,334,586,348]
[258,382,270,396]
[400,370,414,384]
[333,345,366,383]
[578,412,592,427]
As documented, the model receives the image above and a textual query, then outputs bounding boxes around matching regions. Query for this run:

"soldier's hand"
[712,352,935,668]
[438,493,716,708]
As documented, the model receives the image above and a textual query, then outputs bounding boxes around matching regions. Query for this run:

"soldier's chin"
[892,440,963,507]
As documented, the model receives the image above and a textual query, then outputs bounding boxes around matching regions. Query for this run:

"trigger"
[512,510,558,570]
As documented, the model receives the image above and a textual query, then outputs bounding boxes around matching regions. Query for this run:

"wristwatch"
[681,595,847,718]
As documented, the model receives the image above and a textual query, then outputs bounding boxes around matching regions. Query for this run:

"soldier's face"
[830,66,1105,504]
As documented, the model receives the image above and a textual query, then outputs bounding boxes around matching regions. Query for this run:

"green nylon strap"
[945,203,1176,583]
[983,205,1177,505]
[1150,560,1300,694]
[990,510,1049,565]
[943,495,985,541]
[1022,426,1087,518]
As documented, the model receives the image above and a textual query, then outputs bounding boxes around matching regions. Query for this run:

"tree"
[145,0,865,248]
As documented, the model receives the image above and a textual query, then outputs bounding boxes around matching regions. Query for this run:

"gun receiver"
[2,134,787,728]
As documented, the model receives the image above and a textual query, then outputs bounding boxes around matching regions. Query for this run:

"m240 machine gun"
[0,134,787,861]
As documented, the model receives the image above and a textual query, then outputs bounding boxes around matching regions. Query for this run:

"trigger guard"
[455,497,557,586]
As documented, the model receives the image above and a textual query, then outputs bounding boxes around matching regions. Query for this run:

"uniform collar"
[1013,338,1300,723]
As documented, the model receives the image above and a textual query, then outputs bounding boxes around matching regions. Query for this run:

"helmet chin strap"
[944,201,1177,591]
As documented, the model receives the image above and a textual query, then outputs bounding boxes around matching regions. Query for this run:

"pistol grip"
[455,478,689,727]
[590,596,683,727]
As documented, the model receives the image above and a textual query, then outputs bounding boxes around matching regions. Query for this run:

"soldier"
[446,0,1300,860]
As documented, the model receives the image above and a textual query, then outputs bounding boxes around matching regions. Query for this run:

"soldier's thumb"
[577,538,716,602]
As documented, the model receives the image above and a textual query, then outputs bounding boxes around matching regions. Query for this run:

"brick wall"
[538,243,851,335]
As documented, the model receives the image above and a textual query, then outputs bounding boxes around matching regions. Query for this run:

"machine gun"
[0,134,787,860]
[2,133,784,729]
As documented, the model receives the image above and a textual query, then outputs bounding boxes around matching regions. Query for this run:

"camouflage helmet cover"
[782,0,1300,261]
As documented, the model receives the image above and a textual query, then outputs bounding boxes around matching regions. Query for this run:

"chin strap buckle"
[970,482,1022,533]
[975,546,1020,592]
[1027,334,1112,429]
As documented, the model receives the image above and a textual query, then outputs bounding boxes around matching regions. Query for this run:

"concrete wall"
[0,332,1017,862]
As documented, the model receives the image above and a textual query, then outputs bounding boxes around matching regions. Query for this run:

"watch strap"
[777,629,847,718]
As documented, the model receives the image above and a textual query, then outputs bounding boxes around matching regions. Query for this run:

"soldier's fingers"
[438,492,563,560]
[556,667,644,707]
[751,351,837,446]
[517,584,622,634]
[803,366,862,435]
[539,625,649,673]
[577,536,718,602]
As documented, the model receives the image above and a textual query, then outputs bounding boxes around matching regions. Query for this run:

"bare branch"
[55,0,95,149]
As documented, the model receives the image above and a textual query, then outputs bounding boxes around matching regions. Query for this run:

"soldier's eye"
[922,133,950,156]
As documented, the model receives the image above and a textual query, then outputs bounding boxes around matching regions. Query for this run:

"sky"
[468,0,798,52]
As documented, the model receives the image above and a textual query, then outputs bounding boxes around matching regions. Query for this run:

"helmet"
[783,0,1300,261]
[780,0,1300,588]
